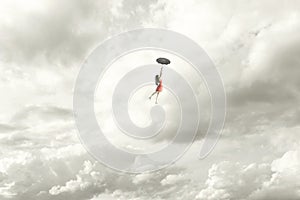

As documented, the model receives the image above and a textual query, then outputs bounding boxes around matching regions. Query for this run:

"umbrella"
[156,57,171,65]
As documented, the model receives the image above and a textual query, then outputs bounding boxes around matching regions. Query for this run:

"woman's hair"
[155,75,160,85]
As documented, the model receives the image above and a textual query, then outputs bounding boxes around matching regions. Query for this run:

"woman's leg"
[155,92,160,104]
[149,91,157,99]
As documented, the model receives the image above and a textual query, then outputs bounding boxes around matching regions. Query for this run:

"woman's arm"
[160,66,163,77]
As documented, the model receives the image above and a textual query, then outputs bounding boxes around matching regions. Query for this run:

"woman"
[149,66,163,104]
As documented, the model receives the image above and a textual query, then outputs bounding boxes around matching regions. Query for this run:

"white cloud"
[160,174,185,186]
[196,148,300,200]
[249,150,300,200]
[49,161,103,195]
[196,161,271,200]
[0,0,300,199]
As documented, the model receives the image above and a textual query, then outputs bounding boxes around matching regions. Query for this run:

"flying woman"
[149,57,170,104]
[149,66,164,104]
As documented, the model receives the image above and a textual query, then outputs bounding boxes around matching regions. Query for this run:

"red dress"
[156,80,163,92]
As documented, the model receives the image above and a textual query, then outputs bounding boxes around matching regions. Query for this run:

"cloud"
[49,161,105,196]
[0,0,161,66]
[0,0,300,199]
[196,161,271,200]
[11,105,72,124]
[231,21,300,106]
[0,100,191,199]
[144,0,300,141]
[196,149,300,200]
[44,151,191,200]
[250,150,300,200]
[160,174,186,186]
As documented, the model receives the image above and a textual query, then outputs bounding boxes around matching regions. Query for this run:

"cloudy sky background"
[1,0,300,199]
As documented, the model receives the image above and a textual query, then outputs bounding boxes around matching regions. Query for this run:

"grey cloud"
[229,38,300,106]
[11,105,73,124]
[1,0,300,199]
[224,30,300,136]
[0,105,75,150]
[0,124,19,133]
[1,0,103,65]
[0,0,161,66]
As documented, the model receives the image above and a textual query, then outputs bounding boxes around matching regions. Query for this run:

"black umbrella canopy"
[156,57,171,65]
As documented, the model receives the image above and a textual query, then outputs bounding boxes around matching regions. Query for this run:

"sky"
[0,0,300,199]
